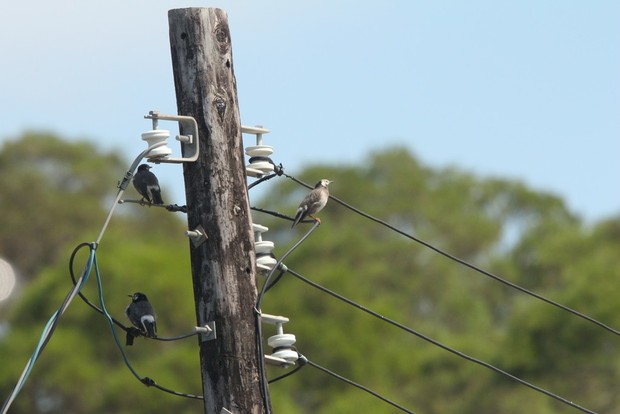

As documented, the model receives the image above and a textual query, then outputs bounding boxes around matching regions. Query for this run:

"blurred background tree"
[1,134,619,413]
[0,133,126,280]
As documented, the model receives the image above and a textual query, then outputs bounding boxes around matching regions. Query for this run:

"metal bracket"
[195,321,216,342]
[144,110,199,163]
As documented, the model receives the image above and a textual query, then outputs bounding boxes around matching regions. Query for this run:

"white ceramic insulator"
[268,333,296,349]
[246,167,263,178]
[246,160,274,175]
[256,255,277,271]
[245,145,273,157]
[252,223,269,233]
[272,348,298,363]
[255,240,275,255]
[142,130,173,158]
[262,314,289,325]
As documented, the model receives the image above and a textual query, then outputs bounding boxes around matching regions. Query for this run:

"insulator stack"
[242,125,273,177]
[262,314,298,367]
[253,223,277,273]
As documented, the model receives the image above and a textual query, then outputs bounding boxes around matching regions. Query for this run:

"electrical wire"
[118,199,187,213]
[1,246,96,414]
[3,143,196,412]
[286,267,597,414]
[92,250,203,400]
[255,220,322,414]
[263,267,287,293]
[248,163,283,190]
[251,206,296,222]
[305,357,416,414]
[268,354,306,384]
[95,141,168,246]
[69,243,197,343]
[284,173,620,338]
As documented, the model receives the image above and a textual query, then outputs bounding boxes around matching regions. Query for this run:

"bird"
[133,164,164,205]
[125,292,157,338]
[291,179,332,227]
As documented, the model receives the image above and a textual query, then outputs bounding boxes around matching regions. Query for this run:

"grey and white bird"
[133,164,164,205]
[125,292,157,338]
[291,179,332,227]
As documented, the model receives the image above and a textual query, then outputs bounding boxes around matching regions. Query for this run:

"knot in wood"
[214,97,226,119]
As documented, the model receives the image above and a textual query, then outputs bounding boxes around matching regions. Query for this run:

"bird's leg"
[139,198,154,207]
[309,214,322,224]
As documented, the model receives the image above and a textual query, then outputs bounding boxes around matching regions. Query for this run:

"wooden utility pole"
[168,8,268,413]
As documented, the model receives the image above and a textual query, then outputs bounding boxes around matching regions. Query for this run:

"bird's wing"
[291,204,308,227]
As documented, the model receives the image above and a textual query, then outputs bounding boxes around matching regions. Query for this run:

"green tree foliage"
[0,133,127,279]
[256,147,620,414]
[1,137,619,413]
[0,133,199,413]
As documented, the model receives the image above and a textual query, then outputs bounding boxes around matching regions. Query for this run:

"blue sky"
[1,1,619,222]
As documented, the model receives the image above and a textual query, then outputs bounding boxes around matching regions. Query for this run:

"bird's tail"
[141,316,157,338]
[144,321,157,338]
[291,216,301,228]
[151,189,164,205]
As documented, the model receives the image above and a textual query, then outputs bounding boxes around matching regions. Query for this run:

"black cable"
[251,206,295,222]
[251,205,320,226]
[255,221,322,414]
[69,243,197,343]
[142,378,203,400]
[264,268,287,293]
[38,242,96,352]
[287,268,597,414]
[118,199,187,213]
[92,251,203,401]
[268,354,306,384]
[285,173,620,338]
[70,243,129,332]
[305,358,415,414]
[248,169,282,190]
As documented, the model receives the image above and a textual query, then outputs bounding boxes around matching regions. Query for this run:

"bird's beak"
[127,294,133,298]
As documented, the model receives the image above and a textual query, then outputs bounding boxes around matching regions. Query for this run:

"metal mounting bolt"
[185,225,208,247]
[195,321,216,342]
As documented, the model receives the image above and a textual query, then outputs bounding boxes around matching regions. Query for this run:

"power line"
[286,267,597,414]
[1,245,95,414]
[305,357,416,414]
[3,144,199,411]
[69,243,197,344]
[268,354,306,384]
[92,247,203,400]
[284,173,620,338]
[265,349,415,413]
